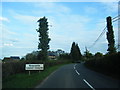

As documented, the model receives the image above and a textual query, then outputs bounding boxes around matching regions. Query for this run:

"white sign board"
[25,64,44,70]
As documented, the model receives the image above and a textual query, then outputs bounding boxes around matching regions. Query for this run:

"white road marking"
[73,64,76,69]
[75,70,80,75]
[74,66,75,69]
[83,79,95,90]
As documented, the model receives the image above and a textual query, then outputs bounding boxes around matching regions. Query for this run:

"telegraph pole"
[118,1,120,52]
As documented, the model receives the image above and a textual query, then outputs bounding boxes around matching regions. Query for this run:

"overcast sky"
[0,1,119,59]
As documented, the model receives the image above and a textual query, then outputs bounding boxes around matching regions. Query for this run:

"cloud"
[1,2,118,58]
[3,43,13,46]
[2,0,59,2]
[2,24,18,41]
[34,2,71,14]
[101,2,118,14]
[0,17,10,22]
[47,14,107,53]
[2,0,119,2]
[84,7,98,14]
[8,38,19,42]
[13,13,40,25]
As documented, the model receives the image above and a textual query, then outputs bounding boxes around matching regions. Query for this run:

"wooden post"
[29,71,30,75]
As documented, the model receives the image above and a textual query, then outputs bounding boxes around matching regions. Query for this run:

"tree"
[56,49,65,56]
[26,53,37,60]
[106,16,116,54]
[70,42,76,60]
[59,53,71,60]
[36,16,51,60]
[94,52,103,58]
[84,47,93,60]
[75,44,82,60]
[70,42,82,61]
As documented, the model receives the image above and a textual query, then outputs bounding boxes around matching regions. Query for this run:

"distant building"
[3,56,20,62]
[48,51,57,60]
[10,56,20,60]
[3,57,11,60]
[48,49,65,60]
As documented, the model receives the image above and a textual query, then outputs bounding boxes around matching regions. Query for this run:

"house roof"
[10,56,20,59]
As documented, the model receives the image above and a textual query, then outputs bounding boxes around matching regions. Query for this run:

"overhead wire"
[88,15,120,49]
[112,15,120,20]
[88,26,107,49]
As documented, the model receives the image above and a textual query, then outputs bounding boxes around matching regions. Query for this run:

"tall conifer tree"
[106,16,116,54]
[36,16,51,60]
[70,42,82,61]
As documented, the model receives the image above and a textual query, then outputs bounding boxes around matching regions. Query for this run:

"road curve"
[35,63,119,89]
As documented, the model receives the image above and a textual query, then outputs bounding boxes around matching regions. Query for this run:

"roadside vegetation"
[84,52,119,79]
[2,60,71,88]
[2,16,119,89]
[84,16,119,79]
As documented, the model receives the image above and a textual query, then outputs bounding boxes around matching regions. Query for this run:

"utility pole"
[118,2,120,52]
[106,16,116,54]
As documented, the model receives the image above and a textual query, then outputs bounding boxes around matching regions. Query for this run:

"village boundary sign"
[25,64,44,70]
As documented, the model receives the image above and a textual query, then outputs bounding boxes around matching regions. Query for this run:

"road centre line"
[75,70,80,75]
[74,64,80,75]
[73,64,77,69]
[74,66,75,69]
[73,64,76,69]
[83,79,95,90]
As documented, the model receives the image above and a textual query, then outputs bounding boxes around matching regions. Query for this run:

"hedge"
[2,60,70,79]
[84,52,119,77]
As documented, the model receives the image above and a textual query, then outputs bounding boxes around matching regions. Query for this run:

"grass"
[2,63,69,88]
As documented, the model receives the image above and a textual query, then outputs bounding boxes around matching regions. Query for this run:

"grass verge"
[2,63,69,88]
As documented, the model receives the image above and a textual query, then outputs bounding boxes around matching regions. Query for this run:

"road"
[35,63,119,89]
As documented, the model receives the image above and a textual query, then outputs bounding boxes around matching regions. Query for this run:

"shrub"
[85,52,119,76]
[2,60,70,79]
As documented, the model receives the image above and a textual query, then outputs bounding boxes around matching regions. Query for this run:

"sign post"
[29,71,30,75]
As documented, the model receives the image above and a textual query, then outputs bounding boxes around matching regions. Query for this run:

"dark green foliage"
[85,52,119,78]
[84,47,93,60]
[70,42,82,61]
[36,16,51,60]
[26,53,37,60]
[59,53,71,60]
[94,52,103,58]
[76,44,82,59]
[2,61,26,79]
[70,42,76,60]
[37,51,46,60]
[2,60,71,79]
[106,16,116,54]
[2,61,71,88]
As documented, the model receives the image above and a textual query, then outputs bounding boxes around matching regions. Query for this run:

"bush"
[85,52,119,76]
[2,60,70,79]
[2,61,26,79]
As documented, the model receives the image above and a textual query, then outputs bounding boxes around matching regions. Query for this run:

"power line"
[88,15,119,50]
[112,17,120,22]
[89,26,107,49]
[112,15,120,20]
